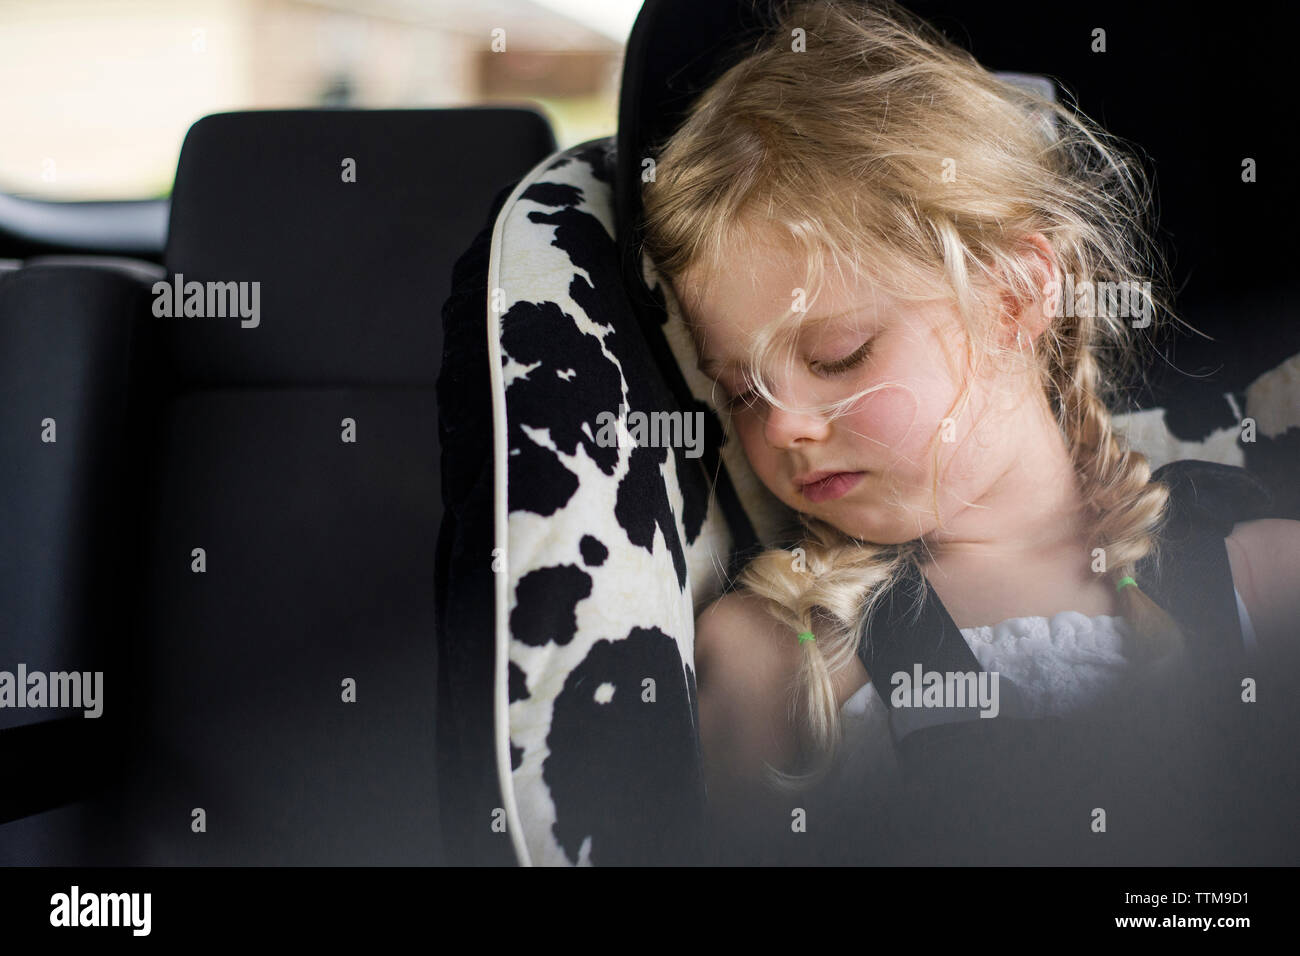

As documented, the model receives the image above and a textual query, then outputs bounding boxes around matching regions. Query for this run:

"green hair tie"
[797,631,816,645]
[1116,576,1137,593]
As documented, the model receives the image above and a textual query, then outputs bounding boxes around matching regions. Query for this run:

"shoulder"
[694,590,800,691]
[693,591,803,788]
[1225,518,1300,655]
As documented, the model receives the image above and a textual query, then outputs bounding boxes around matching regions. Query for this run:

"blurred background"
[0,0,643,200]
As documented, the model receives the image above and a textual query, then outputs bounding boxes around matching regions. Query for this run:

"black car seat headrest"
[161,108,553,387]
[615,0,779,306]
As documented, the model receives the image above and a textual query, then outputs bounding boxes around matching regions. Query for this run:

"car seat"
[436,0,1300,866]
[0,263,155,863]
[0,106,556,865]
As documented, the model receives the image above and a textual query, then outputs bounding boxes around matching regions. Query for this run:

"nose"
[762,392,832,449]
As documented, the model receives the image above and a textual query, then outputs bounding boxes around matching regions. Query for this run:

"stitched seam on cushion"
[485,144,578,868]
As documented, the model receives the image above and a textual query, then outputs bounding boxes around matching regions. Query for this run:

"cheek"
[842,378,956,460]
[735,421,775,474]
[844,387,921,451]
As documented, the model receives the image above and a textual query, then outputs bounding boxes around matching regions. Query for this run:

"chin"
[824,503,929,546]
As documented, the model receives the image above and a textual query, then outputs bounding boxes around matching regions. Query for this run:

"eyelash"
[723,338,875,411]
[814,337,876,375]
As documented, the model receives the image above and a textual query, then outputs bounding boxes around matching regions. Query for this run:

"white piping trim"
[484,142,575,868]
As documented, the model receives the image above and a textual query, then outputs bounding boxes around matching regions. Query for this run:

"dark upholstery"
[1,107,556,865]
[435,182,520,867]
[0,265,154,859]
[107,108,553,865]
[0,266,151,731]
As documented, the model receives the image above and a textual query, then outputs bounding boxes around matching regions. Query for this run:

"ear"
[993,232,1061,349]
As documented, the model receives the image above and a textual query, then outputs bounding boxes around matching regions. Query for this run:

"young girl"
[640,0,1299,862]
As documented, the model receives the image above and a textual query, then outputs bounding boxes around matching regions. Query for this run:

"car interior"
[2,0,1295,867]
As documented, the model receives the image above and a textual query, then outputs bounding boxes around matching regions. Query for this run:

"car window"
[0,0,639,200]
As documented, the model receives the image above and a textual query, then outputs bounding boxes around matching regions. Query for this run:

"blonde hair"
[640,0,1188,791]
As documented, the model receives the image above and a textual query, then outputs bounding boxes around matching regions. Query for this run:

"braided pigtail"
[734,517,912,791]
[1049,301,1184,661]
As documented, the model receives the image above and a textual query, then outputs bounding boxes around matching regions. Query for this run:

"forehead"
[675,252,882,374]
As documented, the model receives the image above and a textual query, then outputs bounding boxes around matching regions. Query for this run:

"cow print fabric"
[477,138,797,866]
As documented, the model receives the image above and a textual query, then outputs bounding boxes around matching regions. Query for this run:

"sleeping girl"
[639,0,1300,862]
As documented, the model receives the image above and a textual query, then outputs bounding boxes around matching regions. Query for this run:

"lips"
[797,471,866,503]
[794,468,847,488]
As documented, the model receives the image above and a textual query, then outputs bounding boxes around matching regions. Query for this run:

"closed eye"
[720,338,875,411]
[811,337,874,375]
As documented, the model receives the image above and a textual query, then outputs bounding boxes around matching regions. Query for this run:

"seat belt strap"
[857,559,1030,745]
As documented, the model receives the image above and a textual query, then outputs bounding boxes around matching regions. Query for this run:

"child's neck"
[916,399,1119,628]
[923,440,1089,559]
